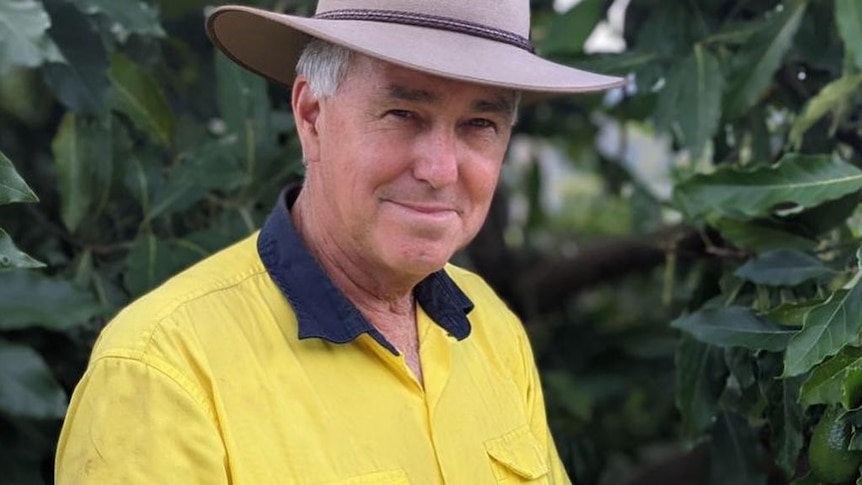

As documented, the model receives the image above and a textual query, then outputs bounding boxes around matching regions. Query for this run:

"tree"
[1,0,861,483]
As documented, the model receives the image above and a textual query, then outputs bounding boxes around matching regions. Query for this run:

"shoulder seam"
[150,265,270,322]
[89,352,218,423]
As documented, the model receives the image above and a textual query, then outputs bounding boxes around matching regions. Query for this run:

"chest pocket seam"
[484,426,550,481]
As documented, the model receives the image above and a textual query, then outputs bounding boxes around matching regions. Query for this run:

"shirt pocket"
[324,470,411,485]
[484,426,550,484]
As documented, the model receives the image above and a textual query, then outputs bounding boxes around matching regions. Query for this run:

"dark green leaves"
[66,0,164,42]
[655,45,724,158]
[789,74,862,149]
[800,346,862,408]
[0,338,66,419]
[0,150,37,204]
[215,51,276,179]
[108,54,175,147]
[0,229,43,271]
[675,336,727,438]
[724,1,807,118]
[784,280,862,377]
[538,0,605,55]
[51,114,114,232]
[0,0,63,75]
[41,0,110,114]
[734,250,836,286]
[673,154,862,221]
[672,306,796,351]
[124,234,208,297]
[0,270,103,331]
[836,0,862,70]
[709,218,817,252]
[0,150,41,269]
[709,412,767,485]
[760,365,804,476]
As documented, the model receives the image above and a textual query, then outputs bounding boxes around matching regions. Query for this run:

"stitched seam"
[315,9,534,52]
[88,353,218,423]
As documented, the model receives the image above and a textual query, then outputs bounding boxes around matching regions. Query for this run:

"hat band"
[314,9,535,53]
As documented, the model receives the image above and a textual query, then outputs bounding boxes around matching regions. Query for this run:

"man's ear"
[292,76,321,164]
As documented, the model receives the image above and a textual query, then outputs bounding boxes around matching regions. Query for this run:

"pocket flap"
[484,426,549,480]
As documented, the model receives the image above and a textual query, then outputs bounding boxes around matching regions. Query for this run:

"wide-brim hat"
[206,0,625,94]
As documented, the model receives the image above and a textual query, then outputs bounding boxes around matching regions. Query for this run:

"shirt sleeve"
[516,325,573,485]
[55,355,229,485]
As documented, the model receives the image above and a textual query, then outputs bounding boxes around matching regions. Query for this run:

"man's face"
[297,54,515,281]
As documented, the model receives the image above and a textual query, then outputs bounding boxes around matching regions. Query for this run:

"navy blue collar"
[257,187,473,355]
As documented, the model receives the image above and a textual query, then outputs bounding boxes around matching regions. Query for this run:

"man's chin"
[380,245,456,277]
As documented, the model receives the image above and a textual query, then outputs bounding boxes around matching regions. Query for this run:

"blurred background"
[2,0,861,483]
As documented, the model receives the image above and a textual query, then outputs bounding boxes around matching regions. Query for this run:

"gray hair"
[295,39,353,98]
[295,39,520,124]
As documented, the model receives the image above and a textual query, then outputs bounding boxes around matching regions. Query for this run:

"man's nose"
[413,129,459,189]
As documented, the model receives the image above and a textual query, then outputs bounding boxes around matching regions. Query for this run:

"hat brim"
[206,6,626,95]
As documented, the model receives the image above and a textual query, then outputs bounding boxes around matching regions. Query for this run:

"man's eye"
[468,118,497,130]
[387,110,413,119]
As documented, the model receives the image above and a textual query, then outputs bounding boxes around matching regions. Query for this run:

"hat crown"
[315,0,530,37]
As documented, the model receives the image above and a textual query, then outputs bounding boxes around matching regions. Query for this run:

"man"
[55,1,623,483]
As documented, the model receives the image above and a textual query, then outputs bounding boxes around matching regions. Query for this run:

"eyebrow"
[386,84,516,118]
[387,84,439,104]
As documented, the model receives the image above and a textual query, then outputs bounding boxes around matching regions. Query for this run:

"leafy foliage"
[2,0,862,483]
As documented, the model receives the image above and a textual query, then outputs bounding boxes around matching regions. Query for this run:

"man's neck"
[290,191,424,383]
[290,191,418,311]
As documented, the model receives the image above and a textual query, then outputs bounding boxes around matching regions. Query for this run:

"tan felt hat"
[206,0,626,94]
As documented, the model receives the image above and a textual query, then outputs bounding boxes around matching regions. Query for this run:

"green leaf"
[0,338,66,419]
[0,270,103,330]
[800,346,862,408]
[836,0,862,70]
[654,45,724,158]
[41,0,110,114]
[724,1,807,118]
[675,335,727,438]
[0,227,43,271]
[538,0,605,55]
[142,139,247,222]
[0,0,64,75]
[711,217,818,252]
[671,306,796,351]
[183,209,257,253]
[635,3,706,60]
[215,51,276,180]
[544,370,593,421]
[784,280,862,377]
[674,154,862,221]
[709,412,767,485]
[790,190,862,238]
[799,347,862,406]
[66,0,164,43]
[571,50,658,78]
[789,74,862,149]
[765,299,826,327]
[789,471,823,485]
[759,356,804,476]
[734,249,836,286]
[51,113,113,232]
[702,21,760,46]
[124,234,208,297]
[0,426,44,485]
[108,53,174,147]
[0,149,37,204]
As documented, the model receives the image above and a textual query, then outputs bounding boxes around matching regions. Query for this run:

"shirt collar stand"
[257,187,473,355]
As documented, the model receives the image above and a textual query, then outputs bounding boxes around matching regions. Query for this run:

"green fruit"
[809,406,862,484]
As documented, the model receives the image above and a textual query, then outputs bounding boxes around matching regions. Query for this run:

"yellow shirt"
[55,195,570,485]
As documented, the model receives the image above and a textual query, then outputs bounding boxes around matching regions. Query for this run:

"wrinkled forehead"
[346,53,519,113]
